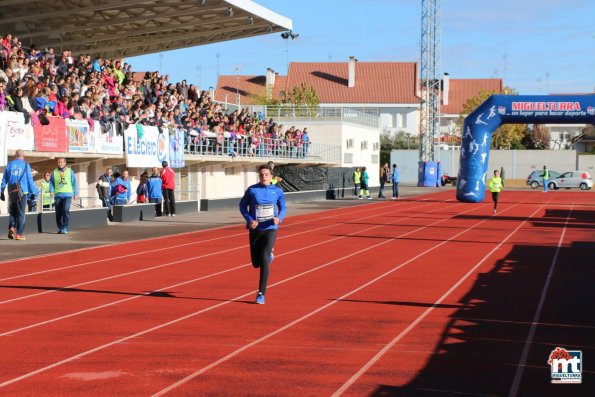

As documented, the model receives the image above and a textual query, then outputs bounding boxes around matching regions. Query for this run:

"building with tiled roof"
[438,76,503,147]
[215,57,420,137]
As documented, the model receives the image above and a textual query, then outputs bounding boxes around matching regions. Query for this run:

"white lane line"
[0,201,468,389]
[508,206,573,397]
[332,204,545,396]
[0,199,401,281]
[0,200,387,266]
[0,203,438,336]
[0,202,429,305]
[152,202,506,397]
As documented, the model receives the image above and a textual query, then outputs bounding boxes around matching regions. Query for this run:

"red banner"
[34,117,68,152]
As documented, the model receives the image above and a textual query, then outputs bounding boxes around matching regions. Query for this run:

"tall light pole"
[281,31,299,73]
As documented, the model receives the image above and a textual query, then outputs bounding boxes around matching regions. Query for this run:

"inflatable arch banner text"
[457,95,595,202]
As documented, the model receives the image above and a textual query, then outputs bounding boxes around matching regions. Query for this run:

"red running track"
[0,190,593,396]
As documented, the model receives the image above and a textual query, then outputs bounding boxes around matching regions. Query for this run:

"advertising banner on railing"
[94,122,123,155]
[33,117,68,152]
[3,111,35,151]
[124,124,169,168]
[169,128,185,168]
[67,118,94,153]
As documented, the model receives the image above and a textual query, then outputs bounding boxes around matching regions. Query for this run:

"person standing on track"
[267,161,283,185]
[1,149,37,240]
[360,166,371,199]
[49,157,78,234]
[239,164,287,305]
[353,167,361,197]
[541,165,549,192]
[161,160,176,216]
[391,163,400,199]
[488,169,503,214]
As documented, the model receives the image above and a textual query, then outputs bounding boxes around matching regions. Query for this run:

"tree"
[459,87,530,149]
[283,83,320,108]
[380,130,418,164]
[249,82,320,108]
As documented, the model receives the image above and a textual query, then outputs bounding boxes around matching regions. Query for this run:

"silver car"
[526,170,560,189]
[549,171,593,190]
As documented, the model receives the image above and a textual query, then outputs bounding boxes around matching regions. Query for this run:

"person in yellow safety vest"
[353,167,361,197]
[49,158,78,234]
[267,161,283,185]
[39,171,54,210]
[488,169,503,215]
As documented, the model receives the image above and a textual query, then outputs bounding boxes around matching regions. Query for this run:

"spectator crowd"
[0,32,311,158]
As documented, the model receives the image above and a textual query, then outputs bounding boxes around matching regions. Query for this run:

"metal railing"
[184,136,341,163]
[263,106,379,128]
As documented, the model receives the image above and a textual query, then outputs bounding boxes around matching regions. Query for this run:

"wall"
[390,149,594,183]
[297,122,380,186]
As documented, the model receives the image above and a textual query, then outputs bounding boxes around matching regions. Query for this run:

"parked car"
[548,171,593,190]
[526,170,560,189]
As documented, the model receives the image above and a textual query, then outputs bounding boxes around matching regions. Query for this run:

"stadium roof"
[0,0,292,59]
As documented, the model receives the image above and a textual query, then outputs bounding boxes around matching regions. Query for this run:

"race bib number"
[256,204,274,222]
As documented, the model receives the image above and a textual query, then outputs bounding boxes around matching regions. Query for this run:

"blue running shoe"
[255,293,265,305]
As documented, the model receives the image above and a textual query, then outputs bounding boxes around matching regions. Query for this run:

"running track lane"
[0,200,442,386]
[1,194,488,392]
[2,191,592,393]
[0,195,466,394]
[0,201,437,335]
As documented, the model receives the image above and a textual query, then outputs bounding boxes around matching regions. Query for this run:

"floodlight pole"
[419,0,442,163]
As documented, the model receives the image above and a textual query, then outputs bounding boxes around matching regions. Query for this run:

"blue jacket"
[1,159,37,196]
[112,177,131,202]
[49,166,78,198]
[146,175,163,200]
[392,168,400,183]
[239,183,286,230]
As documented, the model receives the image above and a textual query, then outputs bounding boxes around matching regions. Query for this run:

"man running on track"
[488,169,503,214]
[239,164,287,304]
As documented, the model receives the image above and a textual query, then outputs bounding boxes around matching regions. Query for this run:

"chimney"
[265,68,274,100]
[266,68,274,87]
[442,72,450,106]
[348,56,357,88]
[272,71,277,87]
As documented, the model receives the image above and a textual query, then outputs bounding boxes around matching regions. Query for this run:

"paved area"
[0,185,445,262]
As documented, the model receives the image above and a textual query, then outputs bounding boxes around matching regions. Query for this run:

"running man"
[239,164,287,305]
[488,169,503,214]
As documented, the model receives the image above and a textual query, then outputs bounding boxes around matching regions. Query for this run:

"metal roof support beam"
[87,22,272,56]
[16,3,230,40]
[0,0,152,24]
[45,14,252,49]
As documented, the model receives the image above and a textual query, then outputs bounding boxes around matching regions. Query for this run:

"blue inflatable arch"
[456,94,595,202]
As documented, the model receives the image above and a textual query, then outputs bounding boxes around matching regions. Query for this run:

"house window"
[373,142,379,151]
[396,112,407,128]
[344,153,353,163]
[361,141,368,150]
[371,155,379,164]
[346,138,354,149]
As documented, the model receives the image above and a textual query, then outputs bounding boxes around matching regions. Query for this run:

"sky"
[128,0,595,95]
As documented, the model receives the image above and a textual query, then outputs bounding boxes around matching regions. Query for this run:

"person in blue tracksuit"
[391,163,400,199]
[146,167,163,216]
[111,169,131,205]
[1,149,38,240]
[239,164,287,305]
